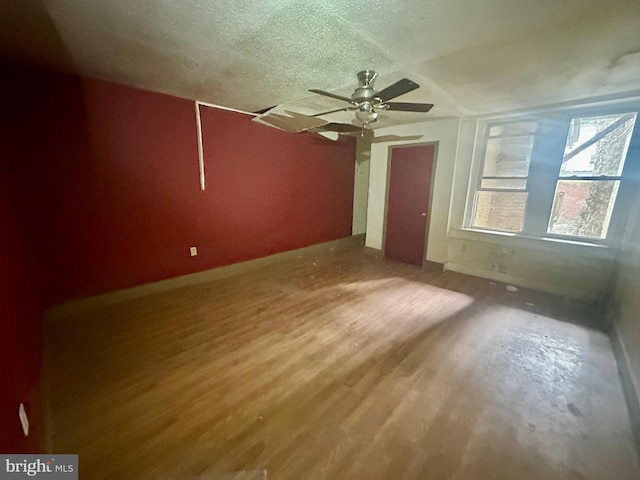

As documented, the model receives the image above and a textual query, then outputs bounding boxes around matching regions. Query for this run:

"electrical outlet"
[19,403,29,437]
[190,246,197,256]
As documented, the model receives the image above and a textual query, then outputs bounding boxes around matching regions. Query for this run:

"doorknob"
[420,212,426,217]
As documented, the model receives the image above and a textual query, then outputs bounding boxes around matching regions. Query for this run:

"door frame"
[382,141,439,266]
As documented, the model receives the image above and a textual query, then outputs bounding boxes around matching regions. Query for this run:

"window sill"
[450,228,614,259]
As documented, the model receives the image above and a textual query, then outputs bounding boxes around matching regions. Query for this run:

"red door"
[384,144,435,265]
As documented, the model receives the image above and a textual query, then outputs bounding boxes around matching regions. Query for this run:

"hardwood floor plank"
[44,243,639,479]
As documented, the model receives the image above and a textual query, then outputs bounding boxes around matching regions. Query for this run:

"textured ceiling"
[1,0,640,128]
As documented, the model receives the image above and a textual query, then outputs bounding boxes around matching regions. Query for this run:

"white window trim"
[462,103,640,247]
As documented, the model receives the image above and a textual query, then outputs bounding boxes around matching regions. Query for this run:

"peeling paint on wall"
[446,235,614,301]
[488,245,516,274]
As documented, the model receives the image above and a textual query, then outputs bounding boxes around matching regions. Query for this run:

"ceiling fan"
[308,69,434,130]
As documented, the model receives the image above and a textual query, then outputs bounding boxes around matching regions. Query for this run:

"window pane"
[473,191,527,232]
[481,178,527,189]
[561,113,637,177]
[483,136,533,177]
[547,180,620,239]
[489,121,537,136]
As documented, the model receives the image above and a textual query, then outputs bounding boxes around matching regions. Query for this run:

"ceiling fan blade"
[371,134,424,144]
[309,89,354,104]
[375,78,420,102]
[311,122,362,133]
[310,106,357,117]
[254,110,327,132]
[383,102,434,113]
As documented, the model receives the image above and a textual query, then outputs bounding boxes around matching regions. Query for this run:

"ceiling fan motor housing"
[352,69,380,102]
[357,69,378,87]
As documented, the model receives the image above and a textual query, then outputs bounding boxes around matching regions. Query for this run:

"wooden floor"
[44,240,639,479]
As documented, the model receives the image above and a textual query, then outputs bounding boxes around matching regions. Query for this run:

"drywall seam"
[443,261,599,301]
[196,100,257,116]
[194,101,260,191]
[195,102,205,190]
[610,322,640,451]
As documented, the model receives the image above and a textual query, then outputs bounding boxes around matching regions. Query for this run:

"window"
[548,113,636,239]
[471,121,536,232]
[467,110,638,243]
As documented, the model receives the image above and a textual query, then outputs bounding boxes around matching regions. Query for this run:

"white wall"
[352,134,371,235]
[444,116,618,302]
[446,230,614,301]
[365,118,460,263]
[363,113,619,303]
[607,182,640,436]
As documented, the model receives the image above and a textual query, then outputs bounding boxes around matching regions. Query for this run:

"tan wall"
[446,230,614,301]
[447,117,617,302]
[365,114,625,304]
[365,118,460,263]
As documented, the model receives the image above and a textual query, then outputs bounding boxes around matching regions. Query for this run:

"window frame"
[464,105,640,245]
[468,118,538,234]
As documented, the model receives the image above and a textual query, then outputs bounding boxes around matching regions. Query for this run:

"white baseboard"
[443,261,595,301]
[46,235,364,320]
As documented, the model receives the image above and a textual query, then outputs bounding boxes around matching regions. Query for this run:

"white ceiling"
[1,0,640,128]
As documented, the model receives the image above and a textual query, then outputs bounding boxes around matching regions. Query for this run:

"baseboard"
[610,323,640,452]
[46,235,364,320]
[362,248,445,272]
[423,260,444,272]
[363,246,383,257]
[443,261,595,301]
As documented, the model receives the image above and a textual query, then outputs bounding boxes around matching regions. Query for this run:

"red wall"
[0,65,355,452]
[34,78,355,303]
[198,106,355,264]
[0,181,43,453]
[0,68,44,452]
